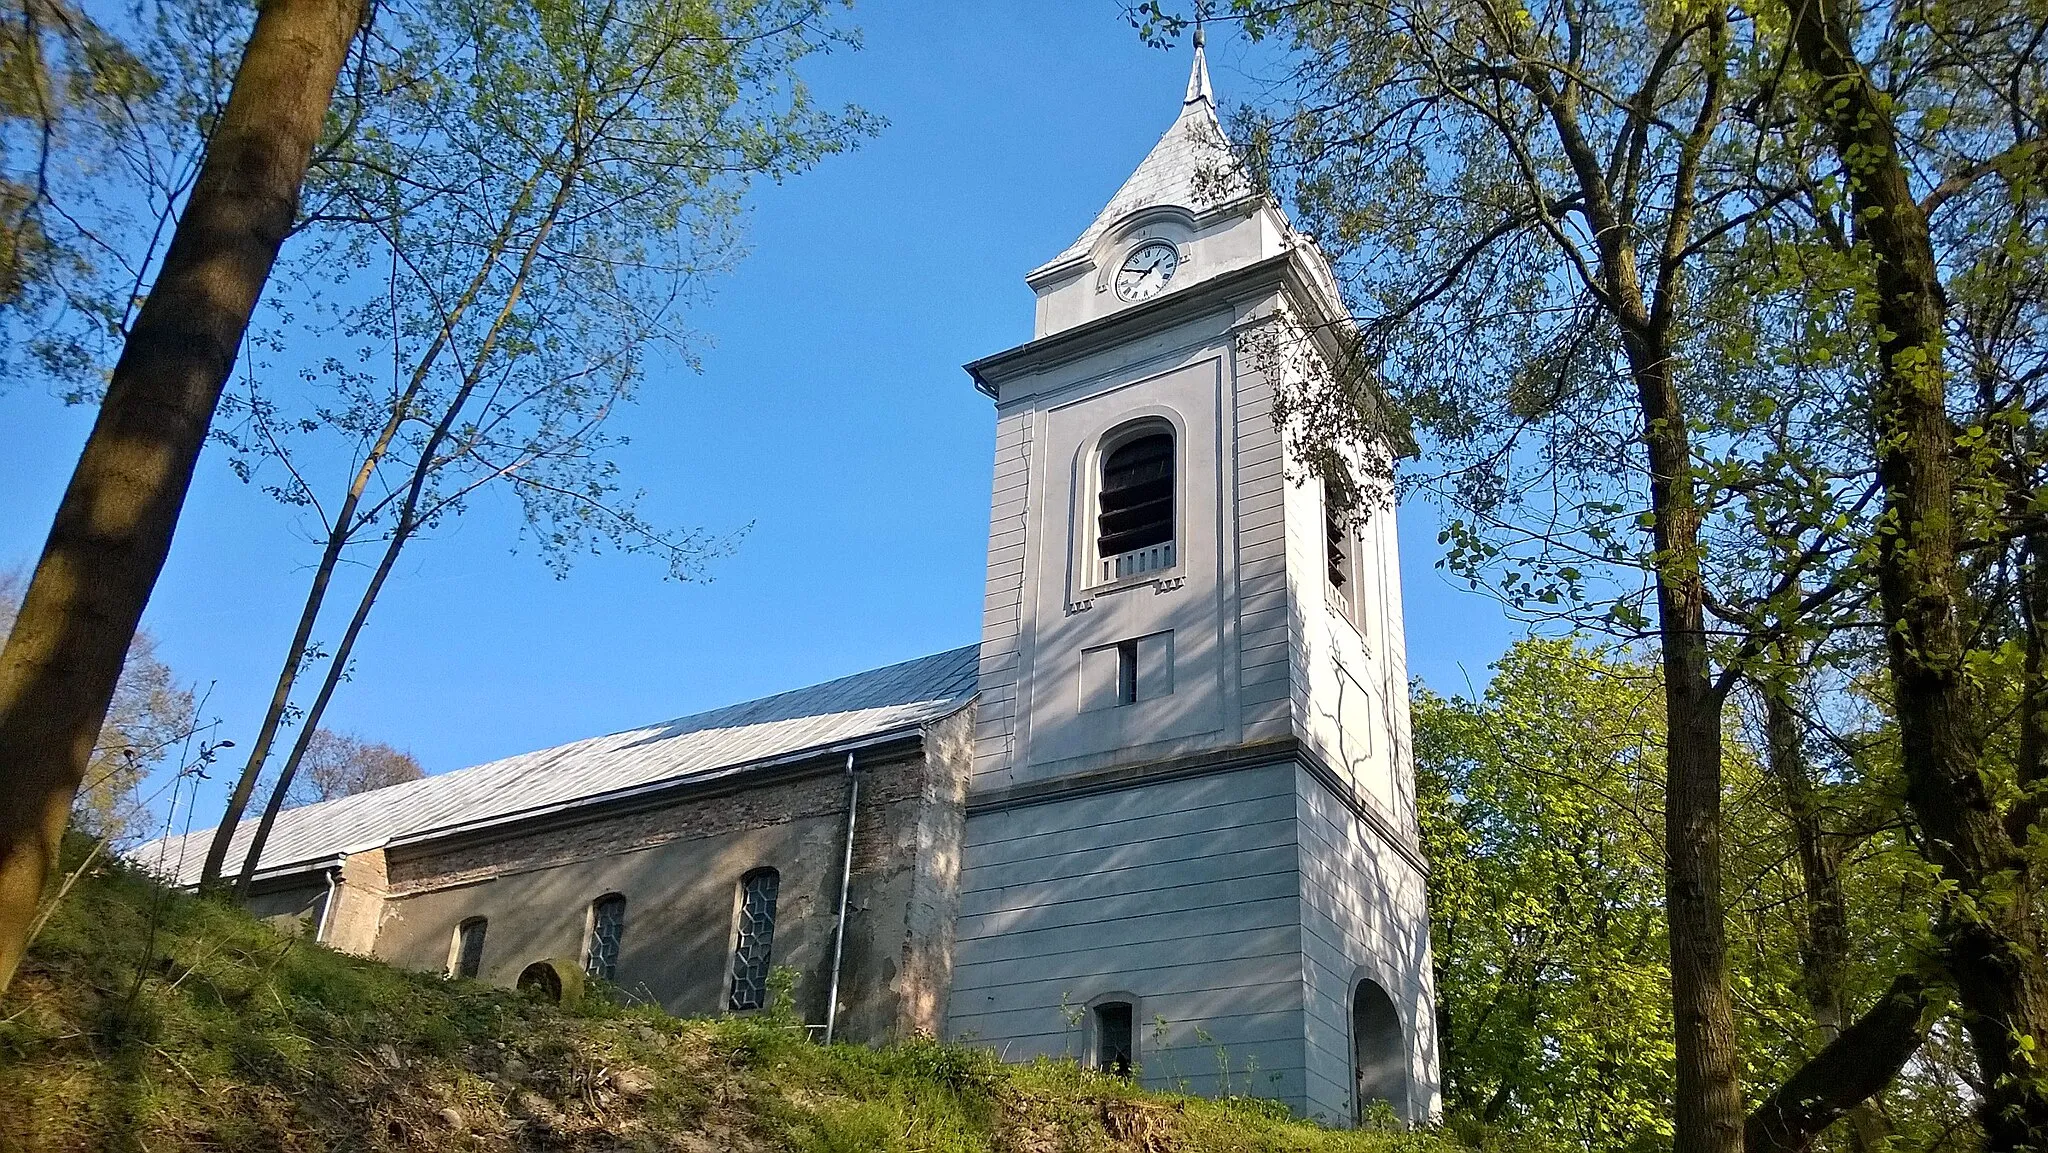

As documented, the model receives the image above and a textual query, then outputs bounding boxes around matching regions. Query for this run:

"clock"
[1114,240,1181,301]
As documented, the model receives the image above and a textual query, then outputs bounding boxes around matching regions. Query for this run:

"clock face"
[1115,240,1181,302]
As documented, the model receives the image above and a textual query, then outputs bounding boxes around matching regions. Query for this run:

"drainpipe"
[314,865,341,944]
[823,751,859,1044]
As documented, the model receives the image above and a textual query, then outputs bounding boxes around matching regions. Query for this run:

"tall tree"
[1420,639,1960,1152]
[1155,0,1961,1142]
[188,0,874,895]
[1735,656,1938,1153]
[1169,2,1787,1145]
[1417,640,1678,1146]
[0,0,368,994]
[1767,0,2048,1141]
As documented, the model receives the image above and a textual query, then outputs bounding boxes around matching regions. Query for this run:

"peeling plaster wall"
[326,849,388,956]
[897,708,974,1036]
[243,881,329,937]
[353,727,968,1044]
[830,709,974,1041]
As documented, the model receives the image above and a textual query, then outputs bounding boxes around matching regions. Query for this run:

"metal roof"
[1033,40,1252,275]
[135,645,979,887]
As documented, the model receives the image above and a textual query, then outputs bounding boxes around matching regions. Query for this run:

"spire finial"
[1184,17,1214,105]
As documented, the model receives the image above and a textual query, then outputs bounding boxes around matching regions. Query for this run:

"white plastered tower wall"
[1275,370,1438,1119]
[948,38,1439,1125]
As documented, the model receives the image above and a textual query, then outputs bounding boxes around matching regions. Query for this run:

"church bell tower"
[944,34,1440,1125]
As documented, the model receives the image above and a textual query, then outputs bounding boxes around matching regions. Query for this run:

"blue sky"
[0,2,1519,818]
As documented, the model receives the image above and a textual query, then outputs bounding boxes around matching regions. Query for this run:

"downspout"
[314,865,341,944]
[823,751,859,1044]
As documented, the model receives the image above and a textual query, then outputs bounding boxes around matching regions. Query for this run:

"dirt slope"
[0,847,1439,1153]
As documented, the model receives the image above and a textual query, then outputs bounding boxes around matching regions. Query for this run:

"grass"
[0,839,1458,1153]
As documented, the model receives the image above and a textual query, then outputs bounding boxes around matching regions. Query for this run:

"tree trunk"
[198,395,415,893]
[1745,973,1933,1153]
[196,160,556,891]
[228,152,581,895]
[1780,2,2048,1145]
[197,501,353,894]
[1757,668,1901,1151]
[232,511,411,899]
[1627,336,1746,1153]
[0,0,367,993]
[1522,13,1745,1144]
[1760,669,1852,1038]
[2019,531,2047,832]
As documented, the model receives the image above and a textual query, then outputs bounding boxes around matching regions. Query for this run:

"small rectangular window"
[1135,631,1174,699]
[1082,631,1175,711]
[1095,1002,1135,1077]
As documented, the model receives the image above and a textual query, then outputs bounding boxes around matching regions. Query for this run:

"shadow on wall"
[383,839,827,1021]
[1021,583,1231,772]
[1307,816,1436,1126]
[1351,977,1405,1123]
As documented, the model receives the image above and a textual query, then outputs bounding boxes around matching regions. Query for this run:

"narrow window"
[451,917,487,979]
[1115,639,1139,705]
[1094,1001,1135,1077]
[585,893,626,982]
[729,868,781,1011]
[1325,482,1350,593]
[1098,432,1175,580]
[1325,474,1361,623]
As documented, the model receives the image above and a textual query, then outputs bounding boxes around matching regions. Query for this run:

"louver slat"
[1098,434,1175,561]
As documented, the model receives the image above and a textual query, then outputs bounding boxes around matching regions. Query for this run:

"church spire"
[1029,16,1252,279]
[1184,23,1213,106]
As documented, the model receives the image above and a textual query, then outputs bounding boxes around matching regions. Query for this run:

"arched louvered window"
[728,868,781,1011]
[584,893,626,982]
[451,917,487,979]
[1098,431,1176,581]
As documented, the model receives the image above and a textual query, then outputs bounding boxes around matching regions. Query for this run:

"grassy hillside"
[0,843,1451,1153]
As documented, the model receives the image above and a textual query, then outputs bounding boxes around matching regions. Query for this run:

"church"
[142,38,1440,1127]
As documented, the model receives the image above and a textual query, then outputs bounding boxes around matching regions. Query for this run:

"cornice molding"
[1023,197,1261,292]
[969,251,1300,398]
[964,733,1428,875]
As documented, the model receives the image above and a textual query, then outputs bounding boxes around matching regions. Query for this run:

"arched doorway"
[1351,978,1408,1125]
